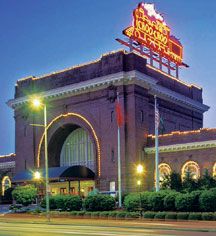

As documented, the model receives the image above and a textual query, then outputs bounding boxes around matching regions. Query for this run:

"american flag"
[155,106,160,129]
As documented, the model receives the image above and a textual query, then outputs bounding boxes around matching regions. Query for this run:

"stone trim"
[144,140,216,154]
[0,161,15,169]
[7,70,209,113]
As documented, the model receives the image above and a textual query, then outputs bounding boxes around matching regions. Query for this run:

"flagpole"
[117,92,122,208]
[154,95,160,192]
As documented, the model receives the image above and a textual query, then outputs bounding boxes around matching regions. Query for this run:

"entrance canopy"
[12,165,95,183]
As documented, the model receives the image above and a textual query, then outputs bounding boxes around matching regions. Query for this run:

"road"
[0,220,215,236]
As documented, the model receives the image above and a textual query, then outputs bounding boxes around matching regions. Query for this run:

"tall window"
[60,128,95,171]
[213,163,216,177]
[2,176,11,196]
[159,163,171,182]
[181,161,200,180]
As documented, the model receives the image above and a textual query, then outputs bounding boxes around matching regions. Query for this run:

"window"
[140,110,144,122]
[213,163,216,177]
[111,111,114,122]
[181,161,200,180]
[60,128,95,171]
[159,163,171,182]
[60,188,67,195]
[2,176,11,196]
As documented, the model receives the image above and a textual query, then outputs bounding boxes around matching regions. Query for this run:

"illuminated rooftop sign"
[123,3,183,65]
[116,2,187,77]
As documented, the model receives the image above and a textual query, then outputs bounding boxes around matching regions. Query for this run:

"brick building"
[1,50,215,195]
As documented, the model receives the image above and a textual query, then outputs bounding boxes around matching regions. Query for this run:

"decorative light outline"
[213,162,216,177]
[181,161,200,180]
[2,176,11,196]
[36,113,101,176]
[0,153,16,159]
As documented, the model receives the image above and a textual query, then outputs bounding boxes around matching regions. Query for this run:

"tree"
[182,171,199,192]
[12,185,37,206]
[161,172,182,192]
[198,169,216,190]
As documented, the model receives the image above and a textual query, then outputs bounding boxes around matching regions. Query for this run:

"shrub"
[148,191,168,211]
[116,211,127,218]
[161,172,182,192]
[165,212,177,220]
[91,211,100,217]
[1,187,13,204]
[12,185,37,206]
[202,213,214,221]
[84,194,115,211]
[41,195,82,211]
[154,212,166,220]
[108,211,118,217]
[64,195,82,211]
[189,191,202,212]
[143,211,156,219]
[164,192,179,211]
[199,190,216,212]
[76,211,85,216]
[177,212,189,220]
[70,211,78,216]
[175,193,193,212]
[126,212,140,218]
[99,211,110,217]
[124,193,140,212]
[188,213,202,220]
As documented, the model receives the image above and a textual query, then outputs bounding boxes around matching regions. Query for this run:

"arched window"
[213,163,216,177]
[181,161,200,180]
[60,128,95,171]
[2,176,11,196]
[159,163,171,181]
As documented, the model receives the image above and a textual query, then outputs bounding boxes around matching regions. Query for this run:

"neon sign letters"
[123,3,183,65]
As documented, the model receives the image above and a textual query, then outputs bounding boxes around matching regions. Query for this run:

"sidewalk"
[0,213,216,233]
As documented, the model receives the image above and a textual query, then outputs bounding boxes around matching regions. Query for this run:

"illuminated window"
[60,128,95,171]
[181,161,200,180]
[2,176,11,196]
[159,163,171,182]
[213,163,216,177]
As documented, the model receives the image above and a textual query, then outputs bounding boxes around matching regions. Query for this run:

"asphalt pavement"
[0,217,215,236]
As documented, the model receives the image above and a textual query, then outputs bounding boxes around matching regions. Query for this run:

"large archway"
[37,113,101,176]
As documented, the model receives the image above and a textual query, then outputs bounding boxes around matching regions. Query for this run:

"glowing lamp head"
[32,98,42,108]
[137,180,141,186]
[137,164,144,174]
[34,171,41,180]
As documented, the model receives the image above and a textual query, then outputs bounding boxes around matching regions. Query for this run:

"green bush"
[165,212,177,220]
[76,211,85,216]
[177,212,189,220]
[175,193,193,212]
[108,211,118,217]
[1,187,13,203]
[41,195,82,211]
[12,185,37,206]
[99,211,110,217]
[154,212,166,220]
[202,213,214,221]
[188,213,202,220]
[189,191,202,212]
[124,193,140,212]
[126,212,140,218]
[199,190,216,212]
[164,192,179,211]
[143,211,156,219]
[70,211,78,216]
[91,211,100,217]
[116,211,127,218]
[148,191,170,211]
[84,194,115,211]
[64,195,82,211]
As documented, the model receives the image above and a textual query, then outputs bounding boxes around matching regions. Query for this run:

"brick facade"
[3,50,214,193]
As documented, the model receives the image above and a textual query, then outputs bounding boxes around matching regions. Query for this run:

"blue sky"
[1,0,216,154]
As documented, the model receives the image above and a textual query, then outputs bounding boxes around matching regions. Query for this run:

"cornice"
[7,70,209,113]
[145,139,216,154]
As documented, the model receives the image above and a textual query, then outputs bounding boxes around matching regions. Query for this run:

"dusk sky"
[1,0,216,155]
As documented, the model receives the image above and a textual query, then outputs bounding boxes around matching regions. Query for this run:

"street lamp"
[31,97,50,222]
[33,171,41,180]
[136,164,144,217]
